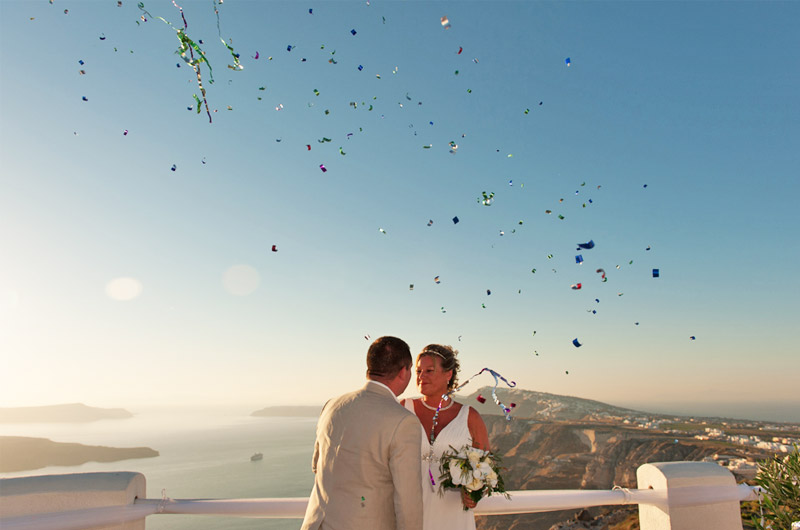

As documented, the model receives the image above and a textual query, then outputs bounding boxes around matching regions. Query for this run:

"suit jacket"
[301,381,423,530]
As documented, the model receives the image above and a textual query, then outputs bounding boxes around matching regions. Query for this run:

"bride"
[401,344,490,530]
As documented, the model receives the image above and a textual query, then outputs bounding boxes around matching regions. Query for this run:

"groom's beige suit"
[300,380,423,530]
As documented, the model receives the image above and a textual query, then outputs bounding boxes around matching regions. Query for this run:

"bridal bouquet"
[438,445,509,510]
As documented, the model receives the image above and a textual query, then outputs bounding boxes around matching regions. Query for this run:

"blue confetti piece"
[572,338,582,347]
[351,29,357,35]
[358,65,363,71]
[652,269,660,278]
[452,216,459,224]
[575,254,584,264]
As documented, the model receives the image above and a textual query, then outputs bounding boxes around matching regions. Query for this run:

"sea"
[0,407,318,530]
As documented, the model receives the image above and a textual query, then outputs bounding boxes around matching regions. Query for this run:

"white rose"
[478,461,493,478]
[467,450,482,469]
[465,476,483,491]
[449,460,465,486]
[487,470,498,488]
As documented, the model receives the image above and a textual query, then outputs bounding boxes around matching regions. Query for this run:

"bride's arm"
[467,407,490,451]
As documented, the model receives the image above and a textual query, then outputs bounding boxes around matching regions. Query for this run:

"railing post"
[0,471,146,530]
[637,461,744,530]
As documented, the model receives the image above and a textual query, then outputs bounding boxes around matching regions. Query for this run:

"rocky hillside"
[465,389,768,530]
[0,403,133,423]
[460,387,641,421]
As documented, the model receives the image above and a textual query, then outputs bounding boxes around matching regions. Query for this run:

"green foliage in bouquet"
[749,445,800,530]
[439,445,510,511]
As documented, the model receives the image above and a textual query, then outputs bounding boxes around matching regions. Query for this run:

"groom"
[301,336,423,530]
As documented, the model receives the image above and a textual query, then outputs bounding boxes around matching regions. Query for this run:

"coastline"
[0,436,159,473]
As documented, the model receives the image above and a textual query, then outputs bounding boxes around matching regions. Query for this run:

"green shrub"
[750,445,800,530]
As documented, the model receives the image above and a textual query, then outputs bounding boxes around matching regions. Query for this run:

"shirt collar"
[367,380,398,402]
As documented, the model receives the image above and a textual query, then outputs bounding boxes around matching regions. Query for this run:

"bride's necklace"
[420,397,452,411]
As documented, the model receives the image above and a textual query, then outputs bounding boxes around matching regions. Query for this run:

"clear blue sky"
[1,1,798,420]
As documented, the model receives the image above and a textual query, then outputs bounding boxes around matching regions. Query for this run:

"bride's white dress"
[405,399,476,530]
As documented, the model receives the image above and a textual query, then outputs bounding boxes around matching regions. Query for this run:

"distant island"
[251,405,322,418]
[0,403,133,423]
[0,436,158,473]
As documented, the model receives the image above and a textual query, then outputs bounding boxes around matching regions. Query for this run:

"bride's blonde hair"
[417,344,460,391]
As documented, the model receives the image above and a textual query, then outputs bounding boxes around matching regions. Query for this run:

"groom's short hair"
[367,336,412,379]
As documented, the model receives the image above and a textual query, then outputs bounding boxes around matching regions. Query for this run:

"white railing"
[0,485,760,530]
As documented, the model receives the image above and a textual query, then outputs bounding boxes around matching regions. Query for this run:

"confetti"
[350,29,357,35]
[575,255,584,264]
[271,245,277,252]
[571,283,582,290]
[565,57,571,67]
[440,16,451,29]
[409,284,414,291]
[427,220,433,226]
[596,268,607,281]
[434,276,440,284]
[379,228,387,234]
[476,395,486,404]
[577,240,595,250]
[652,269,660,278]
[479,191,494,206]
[171,164,177,171]
[572,338,582,347]
[452,216,459,224]
[319,164,327,172]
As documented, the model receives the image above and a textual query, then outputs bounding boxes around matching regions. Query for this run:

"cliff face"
[476,418,757,530]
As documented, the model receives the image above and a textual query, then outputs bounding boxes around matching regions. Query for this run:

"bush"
[749,445,800,530]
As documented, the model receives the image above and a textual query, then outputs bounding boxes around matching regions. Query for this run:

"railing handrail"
[0,485,760,530]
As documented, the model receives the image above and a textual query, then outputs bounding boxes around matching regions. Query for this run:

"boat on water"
[250,452,263,461]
